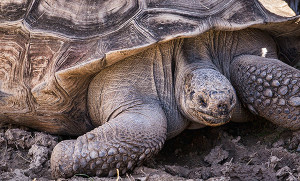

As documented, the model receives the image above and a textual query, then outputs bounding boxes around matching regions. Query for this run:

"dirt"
[0,119,300,181]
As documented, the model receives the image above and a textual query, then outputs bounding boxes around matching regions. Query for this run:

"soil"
[1,119,300,181]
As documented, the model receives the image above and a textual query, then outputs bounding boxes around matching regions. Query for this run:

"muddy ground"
[1,118,300,181]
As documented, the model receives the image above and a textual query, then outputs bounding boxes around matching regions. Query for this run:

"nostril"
[217,104,229,115]
[198,96,207,107]
[217,104,228,111]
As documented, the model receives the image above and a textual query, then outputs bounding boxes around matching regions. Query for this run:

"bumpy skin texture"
[184,29,299,130]
[51,28,300,178]
[52,43,183,177]
[231,55,300,129]
[51,105,167,178]
[1,0,300,179]
[0,0,298,136]
[178,68,236,126]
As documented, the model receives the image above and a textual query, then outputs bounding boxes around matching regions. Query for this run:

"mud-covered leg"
[51,104,167,178]
[231,55,300,129]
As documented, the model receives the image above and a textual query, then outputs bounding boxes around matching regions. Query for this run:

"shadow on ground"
[1,119,300,181]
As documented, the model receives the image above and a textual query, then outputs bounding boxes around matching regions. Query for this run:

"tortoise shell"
[0,0,299,135]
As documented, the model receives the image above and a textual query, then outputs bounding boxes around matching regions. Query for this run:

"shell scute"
[0,27,30,113]
[25,0,140,37]
[0,0,299,135]
[0,0,31,22]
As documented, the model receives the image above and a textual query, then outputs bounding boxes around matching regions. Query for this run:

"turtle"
[0,0,300,179]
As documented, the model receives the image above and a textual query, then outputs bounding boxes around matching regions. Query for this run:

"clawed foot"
[51,105,167,178]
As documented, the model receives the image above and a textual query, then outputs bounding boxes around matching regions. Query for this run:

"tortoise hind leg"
[230,55,300,129]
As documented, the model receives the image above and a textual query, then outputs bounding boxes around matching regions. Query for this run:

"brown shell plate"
[0,0,299,135]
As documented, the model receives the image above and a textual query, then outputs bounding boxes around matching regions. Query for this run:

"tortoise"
[0,0,300,178]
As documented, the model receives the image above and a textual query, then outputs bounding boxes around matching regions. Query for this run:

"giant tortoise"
[0,0,299,178]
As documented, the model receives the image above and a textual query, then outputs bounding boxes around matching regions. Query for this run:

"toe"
[51,140,76,178]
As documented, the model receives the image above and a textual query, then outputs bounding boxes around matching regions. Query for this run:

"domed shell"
[0,0,299,135]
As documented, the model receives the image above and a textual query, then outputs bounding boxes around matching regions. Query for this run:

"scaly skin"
[51,29,300,178]
[51,45,171,178]
[231,55,300,129]
[178,68,236,126]
[51,104,167,178]
[51,39,237,178]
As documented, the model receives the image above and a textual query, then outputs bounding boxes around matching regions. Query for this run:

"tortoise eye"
[190,90,195,100]
[198,96,207,107]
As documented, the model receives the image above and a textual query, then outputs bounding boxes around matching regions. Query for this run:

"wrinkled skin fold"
[0,0,299,179]
[51,28,300,178]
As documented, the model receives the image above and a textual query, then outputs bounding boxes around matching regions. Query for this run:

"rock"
[286,174,298,181]
[33,132,58,149]
[206,176,230,181]
[204,146,229,165]
[0,169,29,181]
[165,165,191,177]
[268,156,281,168]
[276,166,291,177]
[28,145,49,173]
[272,139,284,148]
[5,129,34,149]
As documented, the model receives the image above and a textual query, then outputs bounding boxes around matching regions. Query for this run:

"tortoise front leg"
[230,55,300,129]
[51,103,167,178]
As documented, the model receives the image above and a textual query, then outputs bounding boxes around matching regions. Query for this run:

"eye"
[198,96,207,107]
[190,90,195,100]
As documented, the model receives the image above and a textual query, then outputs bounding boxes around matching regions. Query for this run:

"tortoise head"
[178,68,236,126]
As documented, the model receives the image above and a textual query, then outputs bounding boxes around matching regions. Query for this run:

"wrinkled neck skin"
[177,30,238,79]
[175,28,277,126]
[174,36,237,126]
[182,29,277,77]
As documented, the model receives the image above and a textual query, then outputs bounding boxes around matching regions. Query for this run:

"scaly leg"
[231,55,300,129]
[51,103,167,178]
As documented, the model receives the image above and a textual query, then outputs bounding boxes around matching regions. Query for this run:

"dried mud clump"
[1,120,300,180]
[0,125,58,180]
[152,121,300,181]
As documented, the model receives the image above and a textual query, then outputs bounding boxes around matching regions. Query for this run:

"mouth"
[190,109,231,126]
